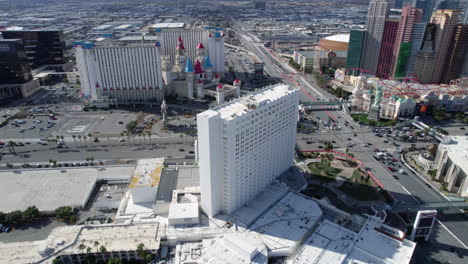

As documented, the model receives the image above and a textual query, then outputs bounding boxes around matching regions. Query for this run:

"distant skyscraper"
[414,23,437,82]
[377,19,400,78]
[1,30,66,69]
[406,23,427,76]
[413,0,434,22]
[362,0,390,75]
[463,5,468,24]
[461,53,468,77]
[394,0,404,8]
[198,84,299,217]
[435,0,459,10]
[430,9,460,83]
[345,30,366,76]
[0,39,40,103]
[391,5,423,77]
[441,24,468,83]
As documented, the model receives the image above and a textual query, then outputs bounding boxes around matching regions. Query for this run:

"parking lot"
[0,114,63,140]
[29,84,81,106]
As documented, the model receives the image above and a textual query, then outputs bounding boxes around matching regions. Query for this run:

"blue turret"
[204,55,213,68]
[185,58,194,73]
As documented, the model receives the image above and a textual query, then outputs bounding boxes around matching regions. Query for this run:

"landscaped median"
[301,150,391,203]
[351,113,397,127]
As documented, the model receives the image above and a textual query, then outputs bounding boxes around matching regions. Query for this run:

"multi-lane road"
[241,34,468,263]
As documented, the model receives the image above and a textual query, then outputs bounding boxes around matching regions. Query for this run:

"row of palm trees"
[71,133,99,147]
[120,131,153,146]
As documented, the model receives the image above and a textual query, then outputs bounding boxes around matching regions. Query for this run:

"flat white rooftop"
[439,136,468,175]
[202,84,297,120]
[150,22,185,29]
[0,223,159,264]
[168,203,199,221]
[324,33,350,43]
[289,217,416,264]
[0,166,134,212]
[115,24,131,29]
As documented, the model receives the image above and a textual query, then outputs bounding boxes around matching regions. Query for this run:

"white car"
[399,169,406,174]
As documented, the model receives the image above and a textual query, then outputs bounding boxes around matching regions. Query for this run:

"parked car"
[399,169,406,174]
[387,167,396,172]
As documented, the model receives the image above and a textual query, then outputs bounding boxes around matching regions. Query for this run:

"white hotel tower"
[75,42,165,104]
[197,84,299,217]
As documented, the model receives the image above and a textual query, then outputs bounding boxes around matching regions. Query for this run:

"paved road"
[0,143,195,164]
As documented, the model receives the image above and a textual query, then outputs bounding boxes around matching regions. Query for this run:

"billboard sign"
[410,210,437,241]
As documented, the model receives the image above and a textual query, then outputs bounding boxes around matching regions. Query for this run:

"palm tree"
[86,247,92,254]
[78,135,82,146]
[99,245,107,253]
[120,132,125,145]
[94,241,100,251]
[136,243,145,259]
[60,135,64,145]
[78,243,86,252]
[83,135,88,146]
[142,133,146,144]
[8,141,16,155]
[138,134,142,145]
[146,132,152,145]
[125,131,131,146]
[324,141,334,153]
[89,157,94,165]
[72,135,77,147]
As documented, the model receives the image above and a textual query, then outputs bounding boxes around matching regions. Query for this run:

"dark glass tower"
[0,39,32,85]
[1,30,66,69]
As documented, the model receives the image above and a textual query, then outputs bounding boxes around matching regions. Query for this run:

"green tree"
[8,141,16,155]
[99,245,107,253]
[78,243,86,252]
[5,210,23,224]
[94,241,100,251]
[107,258,123,264]
[52,257,63,264]
[0,211,5,223]
[22,206,39,221]
[86,247,92,254]
[55,206,73,222]
[144,253,155,263]
[324,141,334,153]
[72,135,77,146]
[137,243,145,258]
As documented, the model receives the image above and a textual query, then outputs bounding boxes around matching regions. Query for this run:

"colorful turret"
[197,78,204,99]
[212,73,220,85]
[175,36,186,73]
[194,59,204,80]
[204,55,213,80]
[185,58,194,98]
[216,83,225,104]
[196,43,206,65]
[233,78,241,97]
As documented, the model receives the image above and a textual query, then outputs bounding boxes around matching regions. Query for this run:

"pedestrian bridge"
[303,101,346,106]
[391,201,468,212]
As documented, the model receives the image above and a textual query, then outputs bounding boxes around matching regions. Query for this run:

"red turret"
[217,83,224,90]
[176,36,185,50]
[96,83,100,88]
[194,60,204,74]
[234,78,241,84]
[209,33,212,37]
[196,43,205,49]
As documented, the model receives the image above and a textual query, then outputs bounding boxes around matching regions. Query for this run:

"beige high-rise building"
[430,9,460,83]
